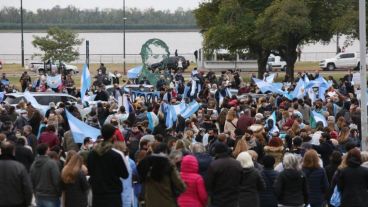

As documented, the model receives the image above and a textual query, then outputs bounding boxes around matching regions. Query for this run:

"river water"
[0,31,362,63]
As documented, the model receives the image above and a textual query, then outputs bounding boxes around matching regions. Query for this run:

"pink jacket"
[178,155,208,207]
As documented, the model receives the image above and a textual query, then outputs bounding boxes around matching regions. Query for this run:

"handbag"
[330,186,341,207]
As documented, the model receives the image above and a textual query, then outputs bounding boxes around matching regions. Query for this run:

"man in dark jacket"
[313,132,334,167]
[0,141,33,207]
[192,143,213,180]
[15,137,34,172]
[30,143,61,207]
[260,155,279,207]
[87,124,129,207]
[95,85,109,102]
[206,142,242,207]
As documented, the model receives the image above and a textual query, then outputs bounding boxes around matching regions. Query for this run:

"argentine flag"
[265,73,276,83]
[310,111,327,128]
[290,78,305,99]
[80,64,92,102]
[23,91,49,115]
[181,101,201,119]
[66,110,100,143]
[46,75,62,89]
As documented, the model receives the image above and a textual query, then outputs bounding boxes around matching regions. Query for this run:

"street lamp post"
[359,0,368,151]
[21,0,24,68]
[123,0,126,75]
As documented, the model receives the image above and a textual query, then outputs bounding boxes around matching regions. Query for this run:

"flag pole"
[359,0,368,151]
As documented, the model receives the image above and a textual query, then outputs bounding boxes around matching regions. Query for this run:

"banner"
[46,75,62,89]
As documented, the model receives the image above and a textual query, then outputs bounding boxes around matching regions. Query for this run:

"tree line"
[194,0,359,79]
[0,6,197,30]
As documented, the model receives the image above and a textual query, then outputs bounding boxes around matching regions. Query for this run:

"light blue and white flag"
[23,91,49,115]
[183,85,190,98]
[0,92,4,102]
[80,64,92,102]
[266,111,279,133]
[252,78,284,94]
[1,79,9,86]
[190,79,196,97]
[173,102,186,115]
[290,78,305,99]
[46,75,62,89]
[122,94,134,114]
[305,76,330,101]
[311,111,327,127]
[66,110,100,143]
[165,104,177,128]
[265,73,276,83]
[181,101,201,119]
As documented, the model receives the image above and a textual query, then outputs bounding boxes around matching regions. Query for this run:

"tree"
[32,27,83,62]
[256,0,348,80]
[194,0,273,78]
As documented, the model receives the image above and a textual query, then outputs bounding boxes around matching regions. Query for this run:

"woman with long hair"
[232,138,249,158]
[337,127,353,153]
[61,154,89,207]
[302,150,329,207]
[224,108,238,139]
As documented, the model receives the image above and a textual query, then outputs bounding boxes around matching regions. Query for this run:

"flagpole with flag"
[81,64,92,103]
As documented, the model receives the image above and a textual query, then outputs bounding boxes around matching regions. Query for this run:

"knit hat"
[263,155,276,169]
[214,142,228,155]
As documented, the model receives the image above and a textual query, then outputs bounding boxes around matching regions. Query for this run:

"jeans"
[36,197,60,207]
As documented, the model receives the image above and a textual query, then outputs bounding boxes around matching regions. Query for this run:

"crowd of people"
[0,65,368,207]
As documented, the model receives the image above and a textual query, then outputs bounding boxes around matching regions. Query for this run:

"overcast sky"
[1,0,203,11]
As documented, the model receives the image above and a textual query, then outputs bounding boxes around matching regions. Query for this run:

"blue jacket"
[260,169,279,207]
[302,168,329,205]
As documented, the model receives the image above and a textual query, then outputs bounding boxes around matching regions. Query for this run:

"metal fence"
[0,52,337,64]
[0,53,196,65]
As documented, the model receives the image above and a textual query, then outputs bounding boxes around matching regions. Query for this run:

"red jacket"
[178,155,208,207]
[38,131,59,149]
[114,128,125,142]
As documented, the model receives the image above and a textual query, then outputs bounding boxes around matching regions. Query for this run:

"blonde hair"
[236,151,254,168]
[232,138,249,158]
[338,154,348,170]
[361,151,368,163]
[338,127,350,144]
[61,154,83,184]
[226,108,237,122]
[65,150,77,165]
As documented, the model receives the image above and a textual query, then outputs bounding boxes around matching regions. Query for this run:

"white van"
[268,55,287,71]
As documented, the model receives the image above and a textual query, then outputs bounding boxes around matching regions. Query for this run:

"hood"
[347,156,361,168]
[283,169,303,180]
[242,167,255,175]
[181,155,199,174]
[33,155,49,168]
[94,141,113,156]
